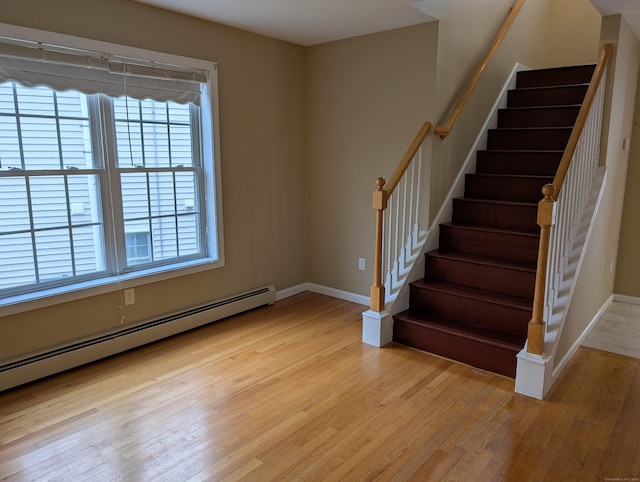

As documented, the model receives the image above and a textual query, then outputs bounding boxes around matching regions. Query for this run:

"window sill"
[0,257,223,317]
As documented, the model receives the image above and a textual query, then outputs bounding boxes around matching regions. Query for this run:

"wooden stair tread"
[504,104,582,111]
[490,126,573,131]
[441,222,540,238]
[394,310,525,350]
[427,249,536,272]
[456,197,537,207]
[411,279,533,307]
[468,173,552,180]
[480,149,563,154]
[516,65,596,88]
[512,83,589,92]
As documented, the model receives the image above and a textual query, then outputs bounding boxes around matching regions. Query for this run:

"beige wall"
[546,0,602,67]
[306,23,438,295]
[615,69,640,297]
[429,0,601,222]
[555,15,640,366]
[0,0,308,361]
[428,0,550,221]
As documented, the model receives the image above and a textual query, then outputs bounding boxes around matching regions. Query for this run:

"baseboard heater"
[0,285,276,392]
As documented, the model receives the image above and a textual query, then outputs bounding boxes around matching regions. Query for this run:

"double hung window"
[0,31,221,303]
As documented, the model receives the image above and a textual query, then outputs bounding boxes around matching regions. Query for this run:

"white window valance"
[0,38,208,105]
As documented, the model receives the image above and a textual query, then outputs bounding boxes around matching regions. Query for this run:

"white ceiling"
[590,0,640,38]
[133,0,640,47]
[133,0,437,46]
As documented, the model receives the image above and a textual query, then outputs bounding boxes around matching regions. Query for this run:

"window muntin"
[0,79,208,296]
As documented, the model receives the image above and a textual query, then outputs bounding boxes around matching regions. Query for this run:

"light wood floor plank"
[1,292,639,481]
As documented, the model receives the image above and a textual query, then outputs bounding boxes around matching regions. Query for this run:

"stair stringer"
[386,63,528,318]
[515,167,607,399]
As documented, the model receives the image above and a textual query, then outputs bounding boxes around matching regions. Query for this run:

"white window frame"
[0,23,225,316]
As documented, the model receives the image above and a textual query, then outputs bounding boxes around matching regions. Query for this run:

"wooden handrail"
[526,43,613,356]
[385,122,431,194]
[370,122,431,312]
[551,43,613,200]
[434,0,525,139]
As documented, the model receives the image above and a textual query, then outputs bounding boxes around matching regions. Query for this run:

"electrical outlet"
[610,259,615,273]
[124,288,135,305]
[358,258,366,270]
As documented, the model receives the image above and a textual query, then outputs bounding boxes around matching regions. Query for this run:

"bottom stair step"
[393,311,525,377]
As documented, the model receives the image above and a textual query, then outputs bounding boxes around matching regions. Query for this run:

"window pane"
[152,217,177,261]
[68,175,103,225]
[167,102,190,123]
[169,124,193,166]
[114,97,140,120]
[0,82,15,114]
[149,172,176,216]
[59,119,93,169]
[143,123,170,167]
[0,116,21,170]
[56,90,89,118]
[16,84,56,116]
[175,171,197,213]
[0,232,35,290]
[30,176,69,229]
[0,177,30,233]
[140,99,167,123]
[177,214,199,256]
[21,116,61,170]
[72,225,106,274]
[35,228,73,281]
[115,119,142,167]
[121,172,149,220]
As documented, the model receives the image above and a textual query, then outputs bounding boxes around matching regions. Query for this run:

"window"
[0,28,222,305]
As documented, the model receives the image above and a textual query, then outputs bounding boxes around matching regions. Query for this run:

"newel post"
[527,184,556,355]
[370,177,388,312]
[362,177,392,347]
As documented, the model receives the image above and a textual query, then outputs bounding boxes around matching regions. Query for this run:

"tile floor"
[582,300,640,359]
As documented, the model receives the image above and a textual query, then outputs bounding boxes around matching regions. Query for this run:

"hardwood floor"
[0,291,638,481]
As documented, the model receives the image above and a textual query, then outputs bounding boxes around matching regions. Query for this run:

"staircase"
[393,64,596,378]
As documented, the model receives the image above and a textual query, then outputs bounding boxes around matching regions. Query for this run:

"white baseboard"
[275,283,310,301]
[552,294,614,381]
[0,285,276,392]
[614,293,640,305]
[276,283,369,307]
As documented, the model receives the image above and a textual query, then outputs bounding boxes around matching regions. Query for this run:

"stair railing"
[371,121,431,312]
[527,43,613,355]
[434,0,525,139]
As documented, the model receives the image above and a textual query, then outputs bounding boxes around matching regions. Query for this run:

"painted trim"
[614,294,640,305]
[276,283,369,306]
[307,284,369,306]
[275,283,310,301]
